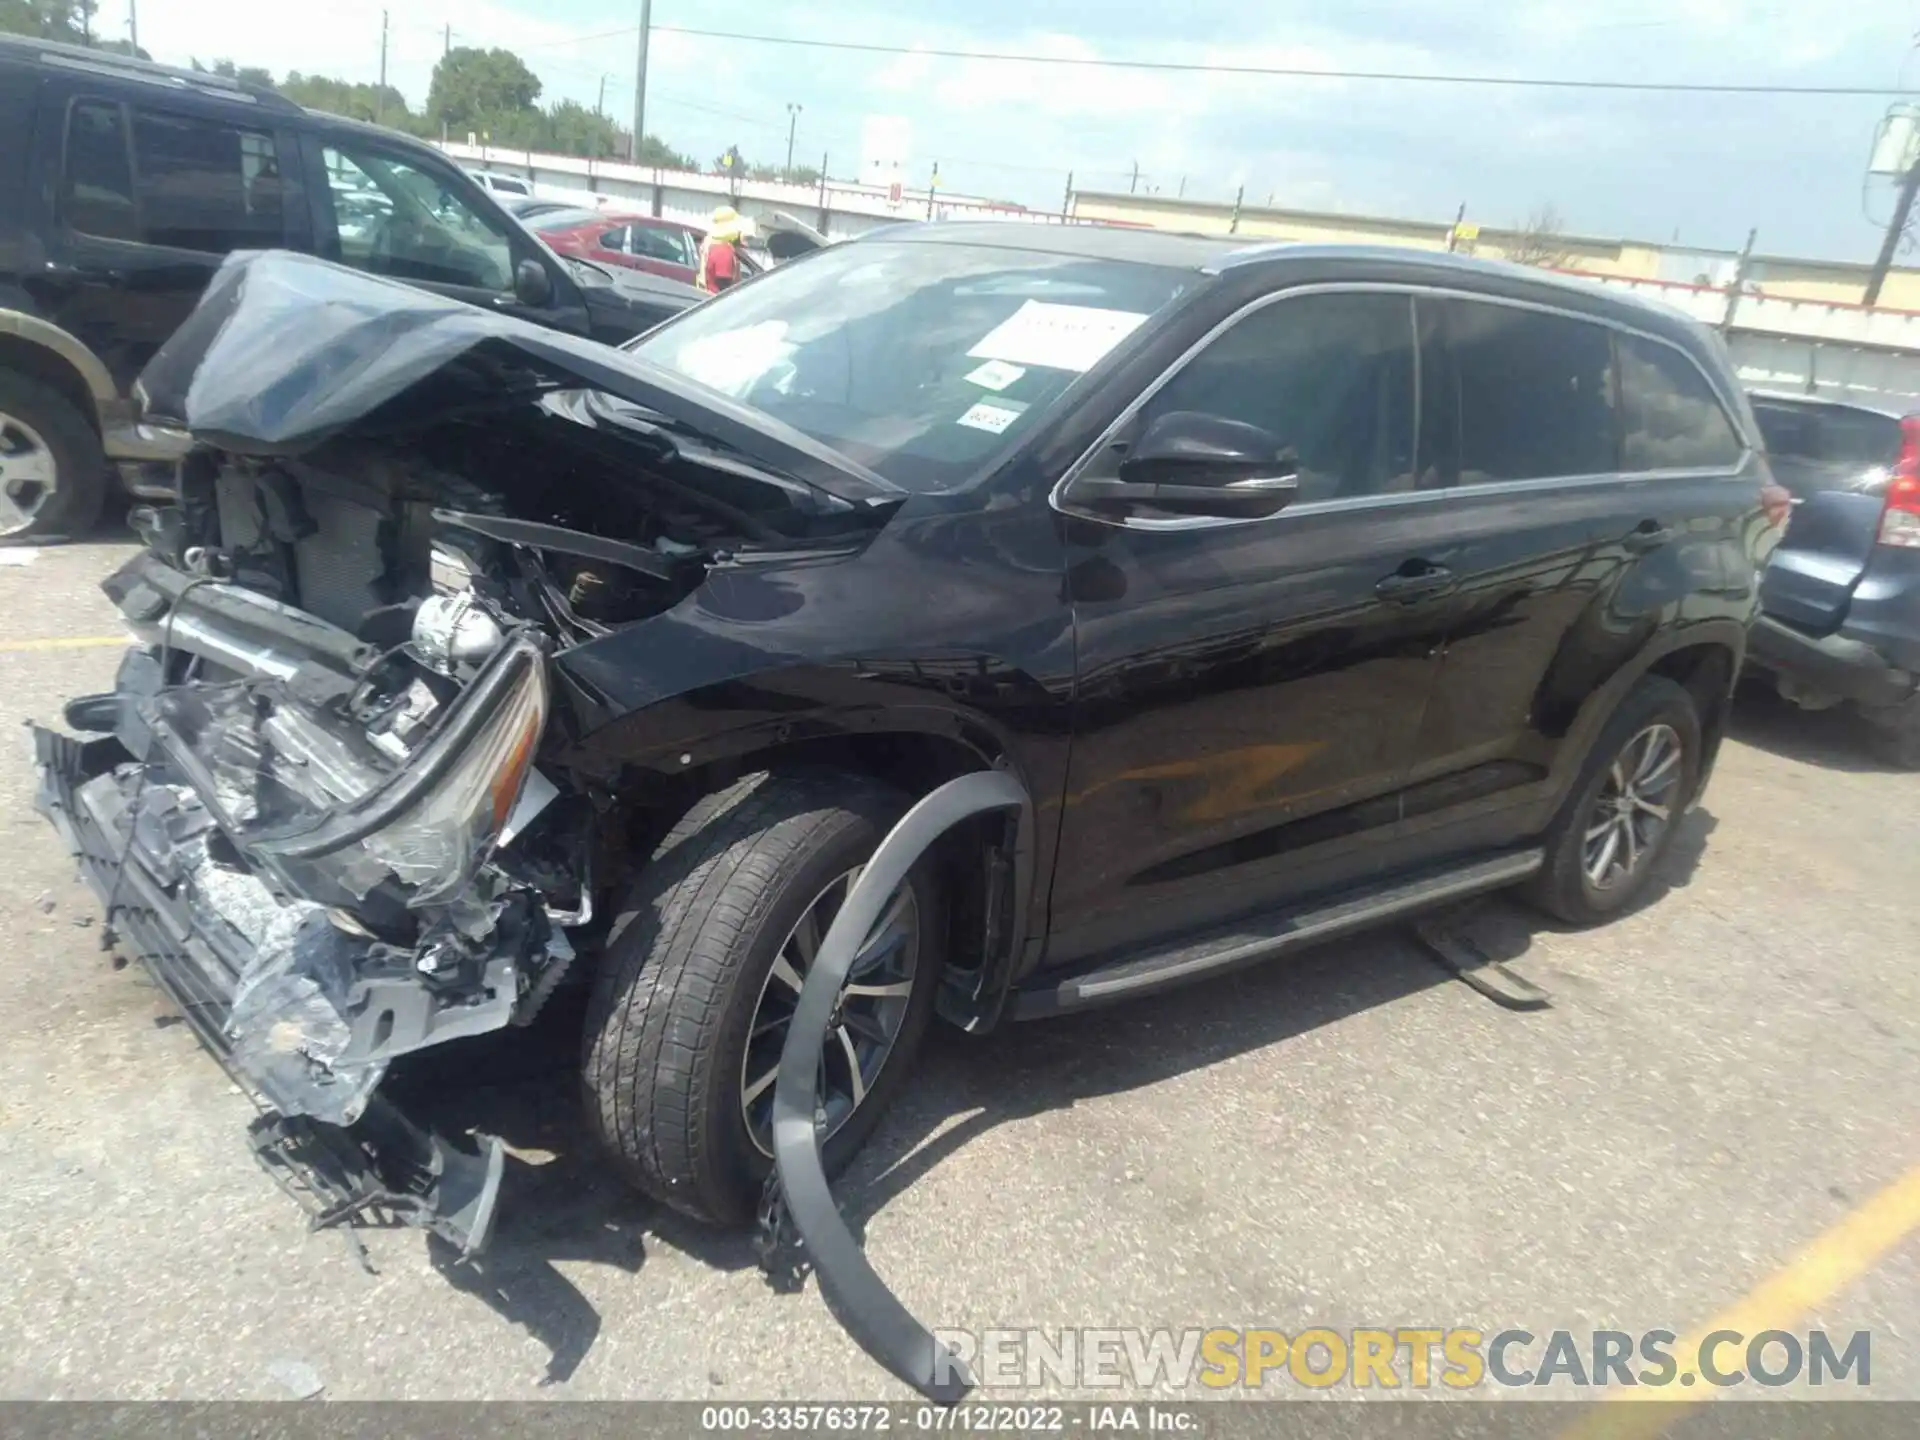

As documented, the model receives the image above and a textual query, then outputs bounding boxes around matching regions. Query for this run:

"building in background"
[1068,190,1920,311]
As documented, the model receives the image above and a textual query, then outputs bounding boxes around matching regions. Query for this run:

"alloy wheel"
[740,866,920,1158]
[0,411,59,538]
[1582,722,1683,892]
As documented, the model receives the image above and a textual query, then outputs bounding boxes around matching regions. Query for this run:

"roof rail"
[2,34,303,114]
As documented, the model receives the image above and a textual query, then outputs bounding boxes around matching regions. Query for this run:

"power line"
[598,22,1911,98]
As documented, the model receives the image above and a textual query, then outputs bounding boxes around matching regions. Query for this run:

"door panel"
[1048,290,1449,966]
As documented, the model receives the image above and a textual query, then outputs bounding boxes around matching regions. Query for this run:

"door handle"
[43,262,125,287]
[1375,563,1456,603]
[1624,522,1674,554]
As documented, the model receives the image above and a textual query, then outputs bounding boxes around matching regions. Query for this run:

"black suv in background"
[1745,391,1920,764]
[0,36,698,540]
[35,233,1771,1393]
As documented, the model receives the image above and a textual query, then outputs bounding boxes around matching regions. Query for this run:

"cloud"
[86,0,1920,258]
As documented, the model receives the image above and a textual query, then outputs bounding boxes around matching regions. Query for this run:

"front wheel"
[1522,676,1702,926]
[0,371,106,542]
[582,770,944,1227]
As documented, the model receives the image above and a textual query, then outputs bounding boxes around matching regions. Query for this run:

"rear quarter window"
[62,100,138,241]
[1619,334,1745,470]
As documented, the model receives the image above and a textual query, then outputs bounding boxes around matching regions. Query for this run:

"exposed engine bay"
[34,250,898,1256]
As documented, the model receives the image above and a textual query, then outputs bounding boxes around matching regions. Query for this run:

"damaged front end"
[35,591,563,1255]
[32,251,898,1259]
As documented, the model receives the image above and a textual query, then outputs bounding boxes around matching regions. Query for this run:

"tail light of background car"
[1881,415,1920,548]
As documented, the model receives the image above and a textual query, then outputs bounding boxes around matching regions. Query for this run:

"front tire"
[582,770,944,1227]
[0,371,106,542]
[1522,676,1702,925]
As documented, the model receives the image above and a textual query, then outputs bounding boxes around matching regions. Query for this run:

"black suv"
[0,36,697,541]
[33,231,1769,1393]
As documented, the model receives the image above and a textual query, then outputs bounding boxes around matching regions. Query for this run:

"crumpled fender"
[771,769,1030,1403]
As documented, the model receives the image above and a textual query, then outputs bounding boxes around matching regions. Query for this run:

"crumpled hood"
[135,250,899,505]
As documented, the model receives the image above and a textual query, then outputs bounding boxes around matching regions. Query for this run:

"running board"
[1011,849,1544,1018]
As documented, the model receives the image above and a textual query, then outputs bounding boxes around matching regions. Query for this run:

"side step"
[1010,849,1544,1018]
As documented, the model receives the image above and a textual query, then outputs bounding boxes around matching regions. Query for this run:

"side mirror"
[514,257,554,307]
[1071,411,1298,521]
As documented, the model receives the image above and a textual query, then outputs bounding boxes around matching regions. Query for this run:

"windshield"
[624,239,1197,490]
[528,208,604,232]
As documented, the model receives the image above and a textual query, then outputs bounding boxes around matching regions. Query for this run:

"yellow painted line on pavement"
[0,635,127,653]
[1559,1159,1920,1440]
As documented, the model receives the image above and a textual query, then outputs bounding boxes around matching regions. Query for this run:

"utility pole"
[443,23,450,57]
[377,11,388,125]
[596,75,606,117]
[785,103,802,178]
[1063,169,1074,218]
[128,0,139,54]
[1129,160,1139,194]
[1229,183,1245,234]
[1445,201,1467,252]
[630,0,652,164]
[1722,227,1758,332]
[927,162,939,219]
[1177,174,1185,198]
[1867,164,1920,306]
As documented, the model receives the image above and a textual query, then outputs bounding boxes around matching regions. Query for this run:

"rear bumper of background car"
[33,723,505,1257]
[1746,613,1918,709]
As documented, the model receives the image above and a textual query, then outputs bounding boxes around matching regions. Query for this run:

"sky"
[94,0,1920,262]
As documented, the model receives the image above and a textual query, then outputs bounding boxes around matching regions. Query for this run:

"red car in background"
[528,208,705,286]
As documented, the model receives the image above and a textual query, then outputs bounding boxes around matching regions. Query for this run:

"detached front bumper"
[33,722,505,1256]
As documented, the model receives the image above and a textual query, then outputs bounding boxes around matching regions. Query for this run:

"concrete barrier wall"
[439,142,1092,241]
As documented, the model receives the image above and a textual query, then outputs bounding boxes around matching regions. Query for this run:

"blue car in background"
[1745,391,1920,765]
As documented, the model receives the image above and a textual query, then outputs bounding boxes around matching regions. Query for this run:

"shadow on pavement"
[1727,681,1900,775]
[380,806,1715,1382]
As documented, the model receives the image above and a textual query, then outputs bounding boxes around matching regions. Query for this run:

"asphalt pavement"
[0,536,1915,1406]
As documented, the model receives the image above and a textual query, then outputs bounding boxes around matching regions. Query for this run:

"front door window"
[320,144,513,293]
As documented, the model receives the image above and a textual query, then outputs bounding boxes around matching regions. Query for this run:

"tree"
[280,71,423,134]
[0,0,94,43]
[193,57,276,89]
[635,134,694,170]
[427,46,542,132]
[1504,204,1572,269]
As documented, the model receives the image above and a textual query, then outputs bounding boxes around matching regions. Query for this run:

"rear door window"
[630,224,692,265]
[318,143,513,293]
[1619,334,1745,470]
[128,109,284,253]
[1440,299,1617,483]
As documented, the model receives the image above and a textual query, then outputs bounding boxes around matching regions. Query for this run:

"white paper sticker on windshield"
[967,301,1149,372]
[956,401,1024,434]
[964,359,1025,392]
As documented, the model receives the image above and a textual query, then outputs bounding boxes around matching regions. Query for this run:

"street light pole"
[629,0,652,163]
[785,103,802,178]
